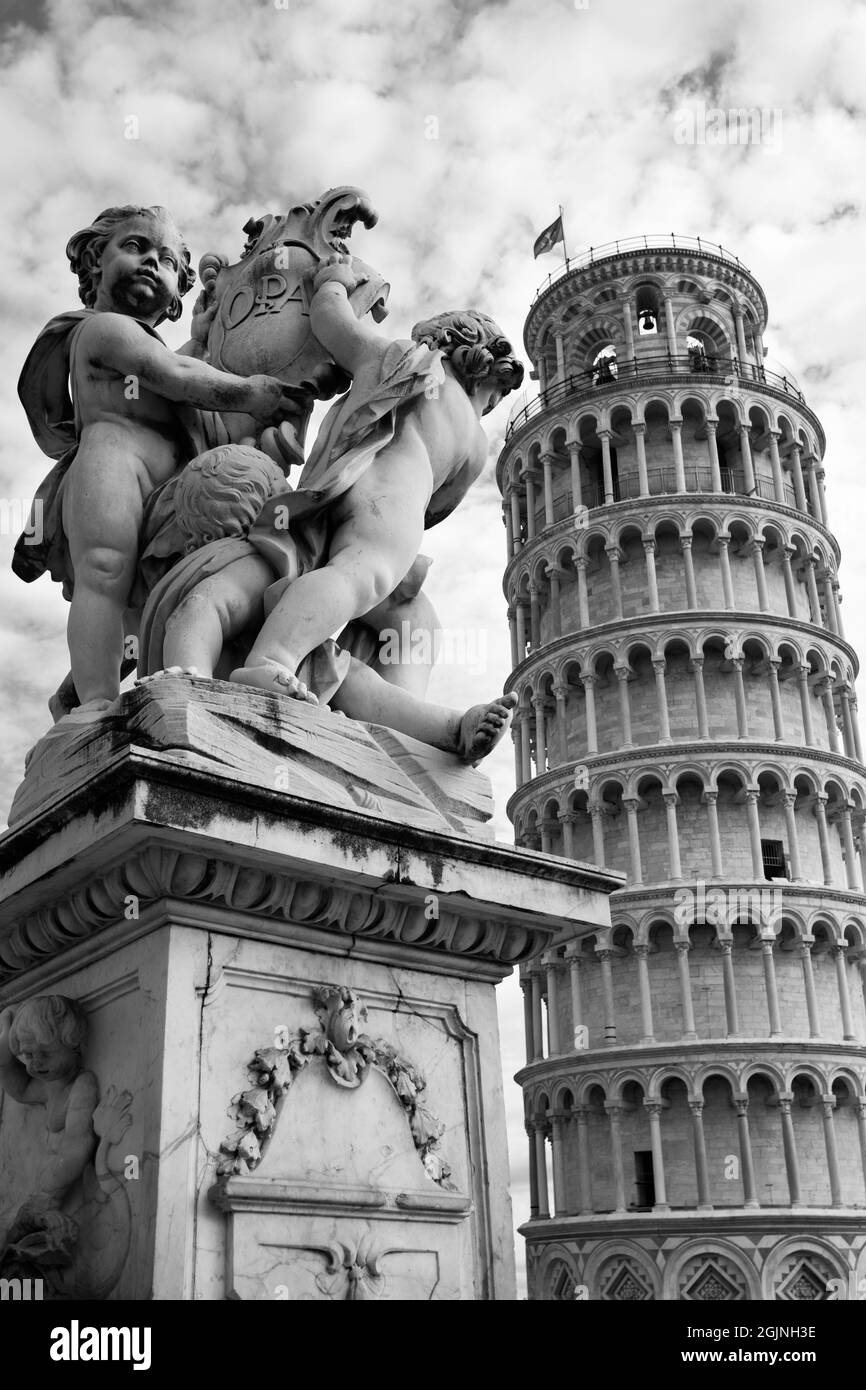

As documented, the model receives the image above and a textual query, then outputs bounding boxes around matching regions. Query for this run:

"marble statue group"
[12,189,524,765]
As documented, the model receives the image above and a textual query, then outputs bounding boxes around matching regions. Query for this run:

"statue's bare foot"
[457,692,518,764]
[229,659,318,706]
[136,666,201,685]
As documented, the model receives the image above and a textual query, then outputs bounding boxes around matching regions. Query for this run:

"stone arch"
[663,1239,760,1301]
[584,1241,660,1301]
[762,1237,848,1301]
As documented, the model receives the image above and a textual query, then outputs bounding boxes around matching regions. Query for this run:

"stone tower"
[498,234,866,1302]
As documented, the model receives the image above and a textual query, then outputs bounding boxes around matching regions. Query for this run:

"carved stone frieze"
[0,842,550,985]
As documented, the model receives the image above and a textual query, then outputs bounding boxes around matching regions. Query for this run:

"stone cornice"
[0,747,619,987]
[506,743,866,822]
[520,1208,866,1238]
[503,610,857,685]
[515,1037,866,1090]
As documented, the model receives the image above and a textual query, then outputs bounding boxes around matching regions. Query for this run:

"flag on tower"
[533,214,564,259]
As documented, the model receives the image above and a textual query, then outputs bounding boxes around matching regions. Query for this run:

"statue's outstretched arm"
[309,258,388,377]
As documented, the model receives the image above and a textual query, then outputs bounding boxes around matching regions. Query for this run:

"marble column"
[731,656,749,737]
[582,673,599,755]
[547,565,562,640]
[543,950,561,1055]
[760,936,783,1037]
[553,682,568,764]
[820,1097,843,1207]
[643,538,660,612]
[780,546,798,617]
[782,791,802,880]
[798,665,816,746]
[599,431,614,505]
[670,419,686,491]
[596,947,617,1043]
[645,1101,670,1210]
[566,946,585,1048]
[623,795,643,884]
[605,1104,627,1212]
[530,968,544,1060]
[523,468,537,540]
[840,808,862,892]
[634,423,649,495]
[534,1121,550,1217]
[532,694,548,775]
[739,423,756,493]
[575,1107,593,1213]
[691,657,710,738]
[799,939,822,1038]
[778,1095,802,1206]
[510,488,523,555]
[576,557,590,629]
[568,440,583,511]
[717,536,735,609]
[606,545,624,619]
[789,443,807,513]
[690,1100,713,1210]
[705,419,722,491]
[804,557,822,625]
[653,659,672,742]
[832,943,857,1040]
[664,792,682,879]
[551,1115,567,1215]
[734,1097,760,1207]
[616,666,634,747]
[768,660,785,741]
[814,795,833,885]
[751,539,769,611]
[590,803,606,867]
[703,790,725,878]
[768,430,786,504]
[674,939,698,1039]
[680,535,698,609]
[717,938,740,1036]
[633,943,655,1040]
[529,583,541,650]
[744,789,764,878]
[527,1123,539,1217]
[541,452,555,526]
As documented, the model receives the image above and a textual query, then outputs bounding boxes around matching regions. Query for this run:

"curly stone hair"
[66,204,196,323]
[411,310,524,409]
[9,995,88,1056]
[174,445,287,552]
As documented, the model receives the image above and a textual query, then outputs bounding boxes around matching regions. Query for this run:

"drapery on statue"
[12,196,524,766]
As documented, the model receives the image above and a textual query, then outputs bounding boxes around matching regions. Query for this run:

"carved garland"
[216,984,455,1189]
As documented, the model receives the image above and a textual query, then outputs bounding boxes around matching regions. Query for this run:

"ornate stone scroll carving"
[216,984,454,1189]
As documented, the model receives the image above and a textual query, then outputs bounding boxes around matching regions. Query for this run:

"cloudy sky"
[1,0,864,1294]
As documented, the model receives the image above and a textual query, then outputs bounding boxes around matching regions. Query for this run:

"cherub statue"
[137,442,516,761]
[0,995,133,1296]
[12,205,300,720]
[230,255,525,736]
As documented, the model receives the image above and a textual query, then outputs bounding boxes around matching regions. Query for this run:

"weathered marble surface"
[0,708,618,1299]
[10,673,494,835]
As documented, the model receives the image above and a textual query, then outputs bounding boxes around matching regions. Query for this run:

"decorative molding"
[0,844,552,985]
[215,983,455,1188]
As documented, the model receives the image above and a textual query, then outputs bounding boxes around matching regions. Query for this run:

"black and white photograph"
[0,0,864,1353]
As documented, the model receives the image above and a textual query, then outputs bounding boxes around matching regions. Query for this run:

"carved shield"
[202,186,389,398]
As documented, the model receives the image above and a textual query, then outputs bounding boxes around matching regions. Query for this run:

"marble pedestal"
[0,677,616,1301]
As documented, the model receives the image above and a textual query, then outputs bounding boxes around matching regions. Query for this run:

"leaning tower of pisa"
[498,234,866,1302]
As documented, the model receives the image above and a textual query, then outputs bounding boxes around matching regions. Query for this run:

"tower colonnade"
[500,237,866,1301]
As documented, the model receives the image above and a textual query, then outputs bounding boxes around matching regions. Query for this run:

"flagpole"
[559,204,569,267]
